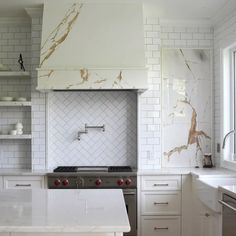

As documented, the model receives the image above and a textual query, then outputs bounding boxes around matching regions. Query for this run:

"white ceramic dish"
[0,97,13,101]
[15,97,27,102]
[0,63,10,71]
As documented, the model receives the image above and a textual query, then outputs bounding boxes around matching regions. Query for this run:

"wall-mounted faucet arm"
[222,130,236,149]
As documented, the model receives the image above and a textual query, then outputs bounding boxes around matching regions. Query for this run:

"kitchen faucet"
[222,130,236,149]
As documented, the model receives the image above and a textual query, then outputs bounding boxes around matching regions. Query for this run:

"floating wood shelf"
[0,71,30,78]
[0,135,32,140]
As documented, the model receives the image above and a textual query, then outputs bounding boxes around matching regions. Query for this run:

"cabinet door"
[0,234,10,236]
[3,176,44,189]
[200,213,212,236]
[200,211,221,236]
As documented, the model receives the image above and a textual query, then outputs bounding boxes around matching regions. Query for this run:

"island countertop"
[0,189,130,234]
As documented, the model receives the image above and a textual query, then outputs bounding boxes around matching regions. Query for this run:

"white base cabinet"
[139,175,182,236]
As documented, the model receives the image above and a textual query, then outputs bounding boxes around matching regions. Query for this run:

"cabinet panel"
[141,216,180,236]
[11,233,114,236]
[141,176,181,191]
[3,176,44,189]
[0,233,10,236]
[141,192,181,215]
[0,176,3,189]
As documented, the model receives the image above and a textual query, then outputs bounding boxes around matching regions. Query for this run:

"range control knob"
[54,179,61,187]
[125,178,132,185]
[77,178,83,186]
[95,178,102,186]
[62,179,69,186]
[117,178,124,186]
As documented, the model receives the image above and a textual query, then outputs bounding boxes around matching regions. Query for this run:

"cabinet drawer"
[141,192,181,215]
[141,216,180,236]
[141,176,181,191]
[3,176,44,189]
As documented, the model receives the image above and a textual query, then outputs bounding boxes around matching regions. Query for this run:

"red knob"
[95,179,102,186]
[54,179,61,187]
[125,178,132,185]
[117,178,124,186]
[62,179,69,186]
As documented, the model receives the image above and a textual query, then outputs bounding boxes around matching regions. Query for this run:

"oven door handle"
[123,191,136,195]
[219,200,236,212]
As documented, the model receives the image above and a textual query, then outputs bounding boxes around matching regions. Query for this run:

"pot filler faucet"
[222,130,236,149]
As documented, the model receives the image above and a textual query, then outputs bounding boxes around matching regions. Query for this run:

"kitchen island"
[0,189,130,236]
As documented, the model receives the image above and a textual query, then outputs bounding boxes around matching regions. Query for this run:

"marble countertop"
[0,189,130,233]
[219,185,236,198]
[138,167,236,177]
[0,167,236,178]
[0,169,47,176]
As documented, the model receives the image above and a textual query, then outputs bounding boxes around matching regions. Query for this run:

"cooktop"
[53,166,133,173]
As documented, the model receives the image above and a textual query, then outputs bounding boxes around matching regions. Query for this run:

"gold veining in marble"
[112,71,124,88]
[39,70,54,79]
[40,3,83,67]
[164,99,211,160]
[80,68,89,82]
[94,79,107,84]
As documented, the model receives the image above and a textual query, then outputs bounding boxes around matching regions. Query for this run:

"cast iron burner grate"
[108,166,132,172]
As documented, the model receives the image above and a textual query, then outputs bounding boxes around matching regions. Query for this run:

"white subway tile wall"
[139,18,214,169]
[213,10,236,166]
[30,17,46,170]
[0,16,215,170]
[139,17,161,170]
[48,91,137,168]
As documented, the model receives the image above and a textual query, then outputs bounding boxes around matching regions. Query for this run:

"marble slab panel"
[162,49,212,167]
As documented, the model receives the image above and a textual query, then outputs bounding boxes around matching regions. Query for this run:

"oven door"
[219,194,236,236]
[123,189,137,236]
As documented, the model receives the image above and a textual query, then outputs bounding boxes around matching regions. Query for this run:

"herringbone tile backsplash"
[48,91,137,169]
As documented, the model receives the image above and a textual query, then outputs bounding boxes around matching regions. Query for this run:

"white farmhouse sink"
[193,177,236,212]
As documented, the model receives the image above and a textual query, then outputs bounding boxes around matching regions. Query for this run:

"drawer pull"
[154,227,169,230]
[154,202,169,205]
[153,183,169,187]
[15,184,31,187]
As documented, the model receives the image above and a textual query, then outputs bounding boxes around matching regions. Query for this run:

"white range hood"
[37,0,148,91]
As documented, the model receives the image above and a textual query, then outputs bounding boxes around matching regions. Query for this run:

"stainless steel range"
[47,166,137,236]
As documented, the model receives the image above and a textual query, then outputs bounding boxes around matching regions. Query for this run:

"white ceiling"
[0,0,235,22]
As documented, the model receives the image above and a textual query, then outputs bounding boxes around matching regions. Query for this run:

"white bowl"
[0,97,13,101]
[9,130,17,135]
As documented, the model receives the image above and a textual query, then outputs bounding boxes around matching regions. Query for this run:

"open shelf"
[0,101,31,107]
[0,71,30,79]
[0,135,32,140]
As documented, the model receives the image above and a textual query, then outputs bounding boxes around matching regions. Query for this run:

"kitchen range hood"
[37,0,148,91]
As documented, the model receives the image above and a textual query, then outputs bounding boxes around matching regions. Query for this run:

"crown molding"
[0,17,30,25]
[212,0,236,27]
[25,7,43,18]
